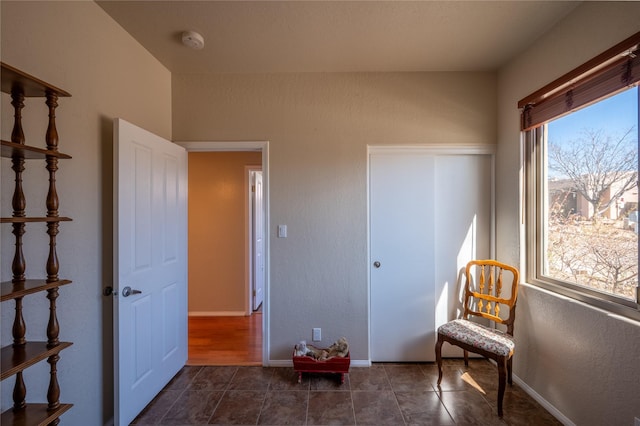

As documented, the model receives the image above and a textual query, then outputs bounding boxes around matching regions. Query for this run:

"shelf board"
[1,63,71,98]
[0,217,72,224]
[1,342,72,381]
[1,403,73,426]
[1,279,72,302]
[1,140,72,159]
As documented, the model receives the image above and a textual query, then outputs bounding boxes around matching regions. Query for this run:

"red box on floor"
[292,348,350,384]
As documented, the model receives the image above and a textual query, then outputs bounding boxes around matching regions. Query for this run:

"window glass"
[538,87,638,304]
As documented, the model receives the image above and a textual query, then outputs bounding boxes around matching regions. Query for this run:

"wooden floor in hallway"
[187,313,262,366]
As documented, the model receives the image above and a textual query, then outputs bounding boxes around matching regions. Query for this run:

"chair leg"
[463,349,469,367]
[507,356,513,385]
[497,356,507,417]
[435,337,444,385]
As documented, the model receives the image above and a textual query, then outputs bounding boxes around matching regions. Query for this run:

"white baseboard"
[350,359,371,367]
[512,375,574,426]
[188,311,247,317]
[268,359,292,367]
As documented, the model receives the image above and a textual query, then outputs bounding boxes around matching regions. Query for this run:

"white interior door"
[114,118,188,425]
[369,148,493,362]
[370,152,436,361]
[252,170,265,310]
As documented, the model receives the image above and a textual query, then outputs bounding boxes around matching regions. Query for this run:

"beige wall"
[172,72,497,361]
[188,151,262,314]
[497,2,640,424]
[0,1,172,424]
[2,1,638,424]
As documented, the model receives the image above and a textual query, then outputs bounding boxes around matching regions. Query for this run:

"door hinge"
[251,185,255,193]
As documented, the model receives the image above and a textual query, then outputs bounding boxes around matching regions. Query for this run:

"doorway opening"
[248,167,265,313]
[178,141,269,366]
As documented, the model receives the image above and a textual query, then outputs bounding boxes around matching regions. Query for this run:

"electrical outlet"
[312,328,321,342]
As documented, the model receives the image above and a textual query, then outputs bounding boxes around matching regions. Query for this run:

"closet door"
[370,152,436,361]
[433,154,493,356]
[369,148,493,362]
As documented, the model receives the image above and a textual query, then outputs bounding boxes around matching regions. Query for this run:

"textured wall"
[188,151,262,314]
[172,72,497,361]
[4,1,631,424]
[0,1,172,424]
[497,2,640,424]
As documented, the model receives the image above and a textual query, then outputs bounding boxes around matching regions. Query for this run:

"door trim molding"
[179,141,266,152]
[176,141,270,366]
[368,144,496,155]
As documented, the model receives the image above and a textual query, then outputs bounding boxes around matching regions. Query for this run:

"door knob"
[373,261,381,268]
[122,286,142,297]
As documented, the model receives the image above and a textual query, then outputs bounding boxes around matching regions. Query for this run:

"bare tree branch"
[549,127,638,220]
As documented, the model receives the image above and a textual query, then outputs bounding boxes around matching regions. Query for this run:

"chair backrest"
[462,260,520,336]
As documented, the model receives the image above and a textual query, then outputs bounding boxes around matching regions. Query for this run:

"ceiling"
[96,1,581,74]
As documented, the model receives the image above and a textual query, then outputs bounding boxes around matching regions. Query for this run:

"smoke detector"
[181,31,204,50]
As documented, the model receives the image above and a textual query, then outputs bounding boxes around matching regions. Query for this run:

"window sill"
[521,281,640,324]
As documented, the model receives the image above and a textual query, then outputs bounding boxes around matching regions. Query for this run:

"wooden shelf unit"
[1,62,73,425]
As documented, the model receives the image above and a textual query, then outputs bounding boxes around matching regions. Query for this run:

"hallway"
[188,314,263,366]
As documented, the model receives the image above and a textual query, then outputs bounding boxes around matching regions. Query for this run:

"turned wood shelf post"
[1,62,73,425]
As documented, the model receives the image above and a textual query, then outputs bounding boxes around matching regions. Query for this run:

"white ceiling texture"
[97,1,581,74]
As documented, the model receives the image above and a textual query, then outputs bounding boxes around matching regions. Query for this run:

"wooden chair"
[435,259,520,417]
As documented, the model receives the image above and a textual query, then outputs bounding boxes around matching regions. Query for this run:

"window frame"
[524,118,640,321]
[520,31,640,321]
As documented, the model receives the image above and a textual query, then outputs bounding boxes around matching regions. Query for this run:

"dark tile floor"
[131,359,561,425]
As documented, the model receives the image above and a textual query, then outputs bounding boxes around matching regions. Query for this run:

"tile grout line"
[156,365,203,425]
[385,364,410,426]
[204,366,237,425]
[349,376,358,426]
[255,367,277,425]
[305,382,310,425]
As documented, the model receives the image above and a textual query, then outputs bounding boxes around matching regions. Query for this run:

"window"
[522,32,640,319]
